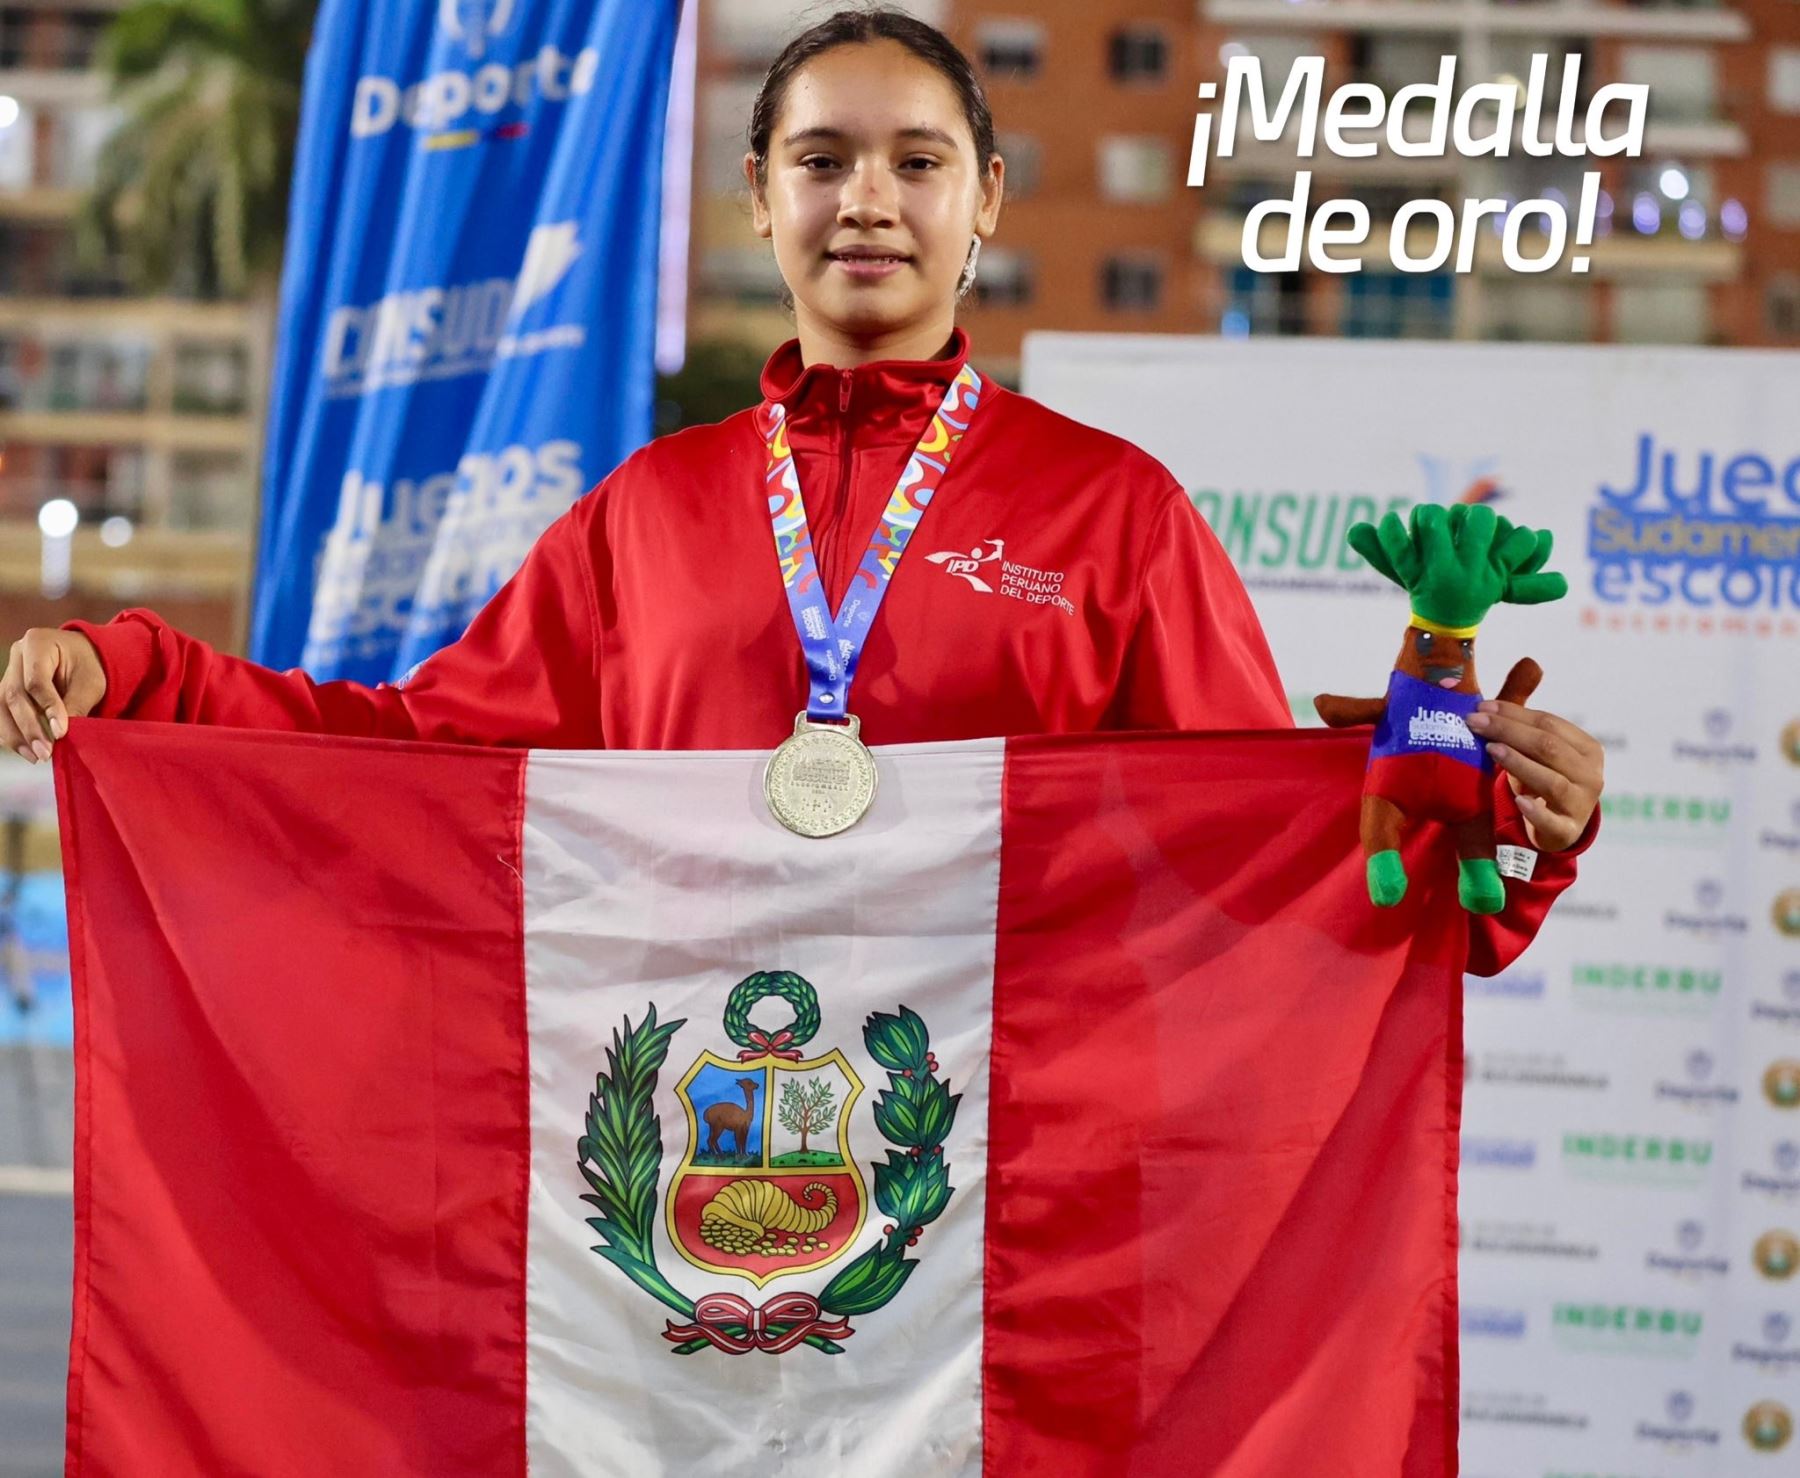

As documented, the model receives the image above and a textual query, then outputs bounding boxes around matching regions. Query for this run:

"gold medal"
[764,713,878,838]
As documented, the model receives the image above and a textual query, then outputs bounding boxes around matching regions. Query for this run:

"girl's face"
[746,40,1004,357]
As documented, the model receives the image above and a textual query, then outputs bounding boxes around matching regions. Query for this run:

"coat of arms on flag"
[52,722,1561,1475]
[581,971,955,1355]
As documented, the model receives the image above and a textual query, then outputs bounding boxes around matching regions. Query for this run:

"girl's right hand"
[1,629,106,763]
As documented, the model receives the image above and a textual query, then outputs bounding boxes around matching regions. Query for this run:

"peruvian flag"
[56,722,1463,1476]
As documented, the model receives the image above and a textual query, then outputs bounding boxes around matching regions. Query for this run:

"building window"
[1768,164,1800,229]
[1773,49,1800,113]
[1614,283,1709,344]
[173,342,250,415]
[971,248,1033,307]
[995,131,1040,199]
[0,442,144,521]
[1109,26,1168,84]
[0,335,24,410]
[0,99,34,191]
[1769,276,1800,339]
[1222,266,1307,336]
[0,7,30,69]
[1097,136,1172,203]
[1620,45,1717,123]
[976,20,1043,82]
[1481,280,1594,343]
[1341,273,1454,339]
[0,222,128,297]
[170,450,252,532]
[47,339,149,412]
[1101,255,1163,310]
[59,11,112,70]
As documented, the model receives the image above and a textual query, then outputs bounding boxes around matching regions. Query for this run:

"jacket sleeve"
[61,493,605,748]
[1105,490,1293,732]
[1463,779,1600,977]
[1109,485,1594,975]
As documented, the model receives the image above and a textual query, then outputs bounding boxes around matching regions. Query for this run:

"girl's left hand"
[1466,701,1605,853]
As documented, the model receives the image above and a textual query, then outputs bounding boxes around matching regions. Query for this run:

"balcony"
[1195,208,1743,279]
[1199,0,1752,42]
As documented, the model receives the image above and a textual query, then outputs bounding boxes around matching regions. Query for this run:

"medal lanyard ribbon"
[758,364,985,723]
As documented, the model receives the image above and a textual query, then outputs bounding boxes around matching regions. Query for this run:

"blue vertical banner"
[251,0,681,680]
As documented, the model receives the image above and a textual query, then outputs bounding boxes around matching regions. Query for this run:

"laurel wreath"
[722,969,821,1053]
[576,984,958,1357]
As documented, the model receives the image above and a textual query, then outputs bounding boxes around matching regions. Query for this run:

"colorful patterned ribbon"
[663,1291,855,1355]
[757,363,985,723]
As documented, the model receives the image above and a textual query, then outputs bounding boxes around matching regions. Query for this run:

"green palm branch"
[80,0,315,295]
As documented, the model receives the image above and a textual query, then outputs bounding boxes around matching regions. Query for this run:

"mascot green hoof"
[1459,857,1506,915]
[1367,850,1408,908]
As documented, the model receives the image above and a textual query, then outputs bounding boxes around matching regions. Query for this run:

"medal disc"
[764,713,879,838]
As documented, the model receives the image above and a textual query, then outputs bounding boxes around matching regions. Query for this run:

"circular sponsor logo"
[1744,1400,1793,1453]
[1768,1061,1800,1109]
[1776,890,1800,938]
[1783,719,1800,767]
[1754,1230,1799,1280]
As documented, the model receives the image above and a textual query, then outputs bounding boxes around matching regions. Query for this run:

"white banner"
[1024,332,1800,1475]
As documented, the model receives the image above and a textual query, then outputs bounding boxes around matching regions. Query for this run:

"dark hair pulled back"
[748,6,998,191]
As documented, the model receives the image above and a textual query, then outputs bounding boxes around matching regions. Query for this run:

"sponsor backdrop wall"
[1024,333,1800,1476]
[252,0,681,682]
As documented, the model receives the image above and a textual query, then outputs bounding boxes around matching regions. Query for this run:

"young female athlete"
[0,9,1600,962]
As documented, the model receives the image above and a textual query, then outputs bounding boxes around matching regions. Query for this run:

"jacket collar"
[757,327,972,448]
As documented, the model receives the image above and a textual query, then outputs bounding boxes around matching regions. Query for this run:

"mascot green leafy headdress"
[1348,502,1568,635]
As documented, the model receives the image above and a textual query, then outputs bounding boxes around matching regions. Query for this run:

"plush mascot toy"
[1314,503,1567,914]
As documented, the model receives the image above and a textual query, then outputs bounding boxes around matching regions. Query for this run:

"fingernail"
[17,746,34,763]
[1477,700,1497,713]
[48,716,62,739]
[1487,742,1507,758]
[1467,712,1490,730]
[31,741,51,763]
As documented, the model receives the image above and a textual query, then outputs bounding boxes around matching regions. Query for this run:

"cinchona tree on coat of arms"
[576,970,958,1356]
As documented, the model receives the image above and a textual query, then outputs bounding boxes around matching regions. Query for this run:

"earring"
[956,235,982,300]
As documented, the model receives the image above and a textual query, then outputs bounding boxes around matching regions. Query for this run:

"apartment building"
[0,0,255,646]
[688,0,1800,375]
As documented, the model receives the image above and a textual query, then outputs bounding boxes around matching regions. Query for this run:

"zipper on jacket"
[826,369,855,607]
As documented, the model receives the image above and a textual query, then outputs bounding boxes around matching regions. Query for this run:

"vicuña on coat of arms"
[576,970,958,1356]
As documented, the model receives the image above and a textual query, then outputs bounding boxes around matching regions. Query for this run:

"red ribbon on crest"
[663,1291,854,1355]
[737,1029,803,1061]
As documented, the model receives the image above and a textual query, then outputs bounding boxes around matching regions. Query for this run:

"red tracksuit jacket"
[65,328,1589,973]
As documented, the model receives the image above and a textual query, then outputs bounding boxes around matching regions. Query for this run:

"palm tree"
[81,0,316,298]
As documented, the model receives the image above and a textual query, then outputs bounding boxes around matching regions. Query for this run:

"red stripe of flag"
[986,732,1462,1477]
[55,723,530,1475]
